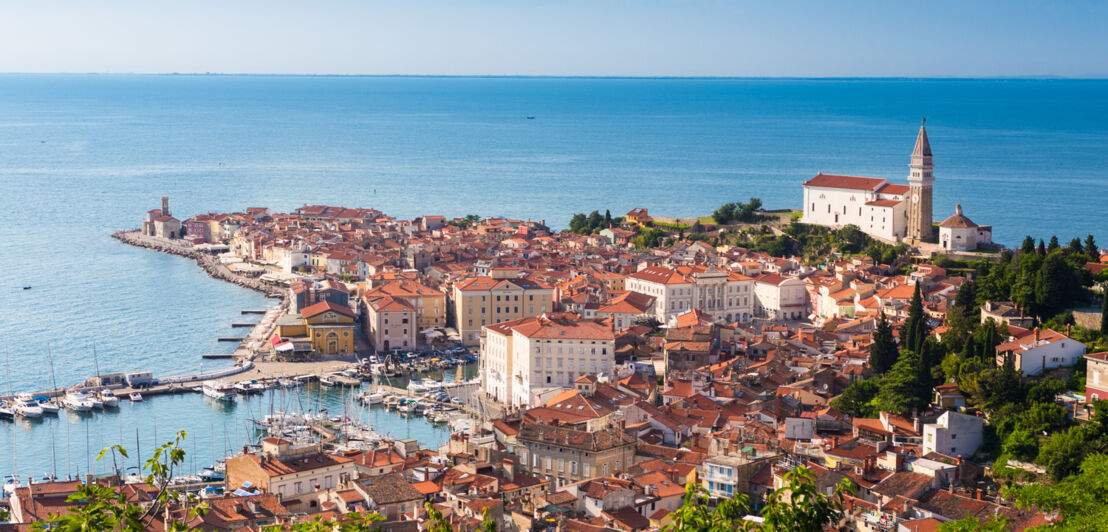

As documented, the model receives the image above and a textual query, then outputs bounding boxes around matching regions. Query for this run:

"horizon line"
[1,72,1106,81]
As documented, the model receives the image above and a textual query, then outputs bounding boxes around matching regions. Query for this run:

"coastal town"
[5,128,1107,531]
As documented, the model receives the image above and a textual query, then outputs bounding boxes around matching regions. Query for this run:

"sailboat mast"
[5,345,18,480]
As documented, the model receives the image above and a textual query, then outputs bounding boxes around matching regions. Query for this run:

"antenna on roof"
[921,117,926,126]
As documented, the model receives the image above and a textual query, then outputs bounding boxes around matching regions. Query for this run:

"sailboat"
[91,344,117,408]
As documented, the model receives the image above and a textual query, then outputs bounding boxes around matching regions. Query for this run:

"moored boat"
[62,392,95,412]
[201,381,236,402]
[12,394,43,418]
[129,392,143,402]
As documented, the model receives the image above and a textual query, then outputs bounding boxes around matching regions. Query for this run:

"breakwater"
[111,230,284,298]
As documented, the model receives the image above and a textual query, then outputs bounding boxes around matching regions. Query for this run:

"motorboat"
[129,392,143,402]
[0,405,13,420]
[63,392,95,412]
[34,396,61,414]
[98,390,120,408]
[12,394,43,418]
[201,381,236,402]
[359,391,386,405]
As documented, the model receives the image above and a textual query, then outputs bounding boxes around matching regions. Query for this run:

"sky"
[1,1,1106,77]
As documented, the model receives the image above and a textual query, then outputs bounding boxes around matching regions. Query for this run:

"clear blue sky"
[2,1,1105,77]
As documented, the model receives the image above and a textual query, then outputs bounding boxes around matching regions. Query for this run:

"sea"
[0,74,1106,479]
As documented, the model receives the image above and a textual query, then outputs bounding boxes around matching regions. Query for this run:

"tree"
[568,213,587,233]
[938,515,1009,532]
[37,431,211,531]
[586,210,603,231]
[1086,234,1099,257]
[873,350,928,416]
[1048,235,1060,252]
[604,209,612,225]
[1069,237,1085,255]
[900,283,929,354]
[1003,453,1108,530]
[869,313,899,374]
[1021,236,1035,254]
[664,483,750,532]
[1037,425,1098,481]
[761,466,852,531]
[831,379,879,418]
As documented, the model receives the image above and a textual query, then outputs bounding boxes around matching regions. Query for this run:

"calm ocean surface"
[0,75,1105,478]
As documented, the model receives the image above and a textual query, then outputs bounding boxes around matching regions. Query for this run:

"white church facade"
[801,124,936,243]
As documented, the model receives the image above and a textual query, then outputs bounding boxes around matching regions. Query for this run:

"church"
[800,123,936,243]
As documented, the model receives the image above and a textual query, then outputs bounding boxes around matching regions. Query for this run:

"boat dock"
[241,309,267,314]
[217,337,244,342]
[230,322,257,328]
[202,354,234,359]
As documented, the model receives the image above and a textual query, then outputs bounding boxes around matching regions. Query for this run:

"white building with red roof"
[996,327,1085,376]
[800,125,936,242]
[481,314,615,407]
[625,265,754,325]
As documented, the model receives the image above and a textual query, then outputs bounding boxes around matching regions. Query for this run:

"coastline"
[0,231,290,401]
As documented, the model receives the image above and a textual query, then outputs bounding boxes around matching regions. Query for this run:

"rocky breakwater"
[112,230,284,298]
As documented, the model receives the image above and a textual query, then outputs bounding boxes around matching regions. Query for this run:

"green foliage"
[831,379,879,418]
[1005,452,1108,528]
[868,313,900,375]
[938,515,1008,532]
[664,482,751,532]
[711,198,764,225]
[568,209,623,234]
[872,349,930,416]
[1102,291,1108,335]
[36,431,210,532]
[976,244,1093,321]
[449,214,481,229]
[832,224,869,254]
[632,227,668,249]
[900,284,930,354]
[760,466,852,531]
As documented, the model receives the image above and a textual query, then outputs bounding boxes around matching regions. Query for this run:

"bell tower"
[906,119,934,241]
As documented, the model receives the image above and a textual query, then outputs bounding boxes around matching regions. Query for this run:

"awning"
[275,342,294,352]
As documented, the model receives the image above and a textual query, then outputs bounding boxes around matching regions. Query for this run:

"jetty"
[242,309,268,314]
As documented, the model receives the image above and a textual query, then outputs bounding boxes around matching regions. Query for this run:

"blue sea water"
[0,74,1106,478]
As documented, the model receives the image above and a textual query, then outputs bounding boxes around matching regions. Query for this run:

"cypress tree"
[900,283,929,353]
[1038,239,1046,255]
[1085,234,1098,257]
[1021,236,1035,254]
[1069,238,1085,255]
[869,313,899,374]
[1047,235,1060,252]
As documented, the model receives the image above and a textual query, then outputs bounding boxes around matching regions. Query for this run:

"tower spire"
[912,120,932,158]
[907,121,934,242]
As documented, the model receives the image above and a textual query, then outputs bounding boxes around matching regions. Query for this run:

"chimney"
[1035,327,1041,342]
[976,488,982,500]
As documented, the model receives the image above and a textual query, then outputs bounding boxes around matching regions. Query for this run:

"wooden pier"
[241,309,268,314]
[202,353,234,359]
[230,322,257,328]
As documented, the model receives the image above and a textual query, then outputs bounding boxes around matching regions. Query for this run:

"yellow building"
[363,280,446,331]
[452,276,553,345]
[301,301,356,355]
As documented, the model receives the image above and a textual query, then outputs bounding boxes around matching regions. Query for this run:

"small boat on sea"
[0,405,14,420]
[22,286,31,290]
[99,389,120,408]
[319,374,340,387]
[62,392,95,412]
[12,394,43,418]
[201,381,236,402]
[129,392,143,402]
[35,397,61,414]
[358,391,386,405]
